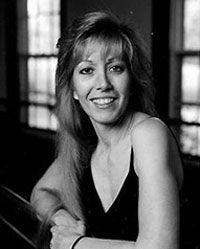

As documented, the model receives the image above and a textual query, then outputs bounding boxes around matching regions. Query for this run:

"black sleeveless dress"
[80,149,139,241]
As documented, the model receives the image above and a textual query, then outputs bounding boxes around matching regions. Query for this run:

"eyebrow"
[77,56,124,66]
[75,60,94,66]
[107,57,123,62]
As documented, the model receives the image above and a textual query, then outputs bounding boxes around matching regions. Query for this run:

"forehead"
[74,38,125,64]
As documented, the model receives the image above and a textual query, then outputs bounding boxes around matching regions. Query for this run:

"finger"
[77,221,86,234]
[52,222,85,235]
[52,209,77,226]
[51,224,78,237]
[55,209,76,222]
[50,225,59,235]
[50,241,54,249]
[50,238,55,249]
[56,225,78,233]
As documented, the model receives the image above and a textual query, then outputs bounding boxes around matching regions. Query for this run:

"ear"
[73,91,79,100]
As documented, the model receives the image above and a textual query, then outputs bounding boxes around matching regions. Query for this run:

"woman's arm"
[131,117,183,249]
[30,159,63,219]
[51,118,183,249]
[31,158,84,232]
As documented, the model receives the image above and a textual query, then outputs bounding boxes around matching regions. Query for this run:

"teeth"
[92,98,114,105]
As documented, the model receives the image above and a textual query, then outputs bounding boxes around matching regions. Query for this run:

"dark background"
[0,0,199,248]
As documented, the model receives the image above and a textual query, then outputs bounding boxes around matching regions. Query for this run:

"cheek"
[119,76,131,95]
[72,76,84,100]
[72,75,90,100]
[73,86,90,109]
[73,86,88,101]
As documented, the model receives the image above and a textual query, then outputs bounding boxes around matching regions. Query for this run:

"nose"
[96,69,112,91]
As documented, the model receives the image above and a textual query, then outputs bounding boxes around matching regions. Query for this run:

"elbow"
[30,185,37,207]
[30,186,63,220]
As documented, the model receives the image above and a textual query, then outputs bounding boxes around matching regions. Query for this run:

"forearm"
[73,235,178,249]
[75,237,136,249]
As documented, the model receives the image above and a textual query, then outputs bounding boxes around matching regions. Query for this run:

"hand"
[51,209,78,227]
[50,209,85,249]
[51,209,85,234]
[50,223,85,249]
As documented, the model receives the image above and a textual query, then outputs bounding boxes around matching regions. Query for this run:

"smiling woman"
[30,11,183,249]
[72,41,131,126]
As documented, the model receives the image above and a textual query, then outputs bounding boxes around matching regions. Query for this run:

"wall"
[0,1,6,105]
[64,0,152,47]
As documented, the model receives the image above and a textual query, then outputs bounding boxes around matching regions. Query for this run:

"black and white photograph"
[0,0,200,248]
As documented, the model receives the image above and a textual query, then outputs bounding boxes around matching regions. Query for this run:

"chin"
[90,111,126,126]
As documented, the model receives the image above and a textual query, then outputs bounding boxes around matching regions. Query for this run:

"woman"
[31,11,183,249]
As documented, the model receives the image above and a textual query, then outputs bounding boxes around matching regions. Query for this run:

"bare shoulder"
[130,113,176,156]
[130,113,183,187]
[131,114,169,144]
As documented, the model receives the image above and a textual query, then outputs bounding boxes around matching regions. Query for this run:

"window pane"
[28,15,60,54]
[28,0,60,54]
[28,57,56,105]
[18,0,60,130]
[29,105,57,130]
[181,56,200,103]
[28,0,60,17]
[37,0,60,14]
[181,125,200,156]
[183,0,200,50]
[181,105,200,123]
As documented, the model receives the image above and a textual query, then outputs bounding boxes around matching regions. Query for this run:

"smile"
[90,97,116,108]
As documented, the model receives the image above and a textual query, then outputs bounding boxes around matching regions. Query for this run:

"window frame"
[17,0,61,131]
[169,0,200,163]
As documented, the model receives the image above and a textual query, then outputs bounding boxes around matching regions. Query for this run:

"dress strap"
[129,146,139,177]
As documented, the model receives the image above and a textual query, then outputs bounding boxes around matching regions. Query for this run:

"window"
[18,0,60,130]
[169,0,200,158]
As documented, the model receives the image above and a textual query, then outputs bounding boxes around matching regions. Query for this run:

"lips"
[90,97,117,108]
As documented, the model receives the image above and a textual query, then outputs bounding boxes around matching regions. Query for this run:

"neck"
[91,112,133,149]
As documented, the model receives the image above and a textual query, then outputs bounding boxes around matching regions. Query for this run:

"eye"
[79,67,94,75]
[109,64,125,73]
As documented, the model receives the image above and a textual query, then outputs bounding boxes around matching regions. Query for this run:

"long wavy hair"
[37,11,157,248]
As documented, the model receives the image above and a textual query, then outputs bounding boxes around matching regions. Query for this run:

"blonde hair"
[38,12,157,247]
[56,10,156,219]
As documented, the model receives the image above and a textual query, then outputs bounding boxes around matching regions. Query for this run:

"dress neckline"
[89,147,135,214]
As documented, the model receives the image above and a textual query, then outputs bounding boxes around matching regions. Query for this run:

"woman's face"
[72,41,131,127]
